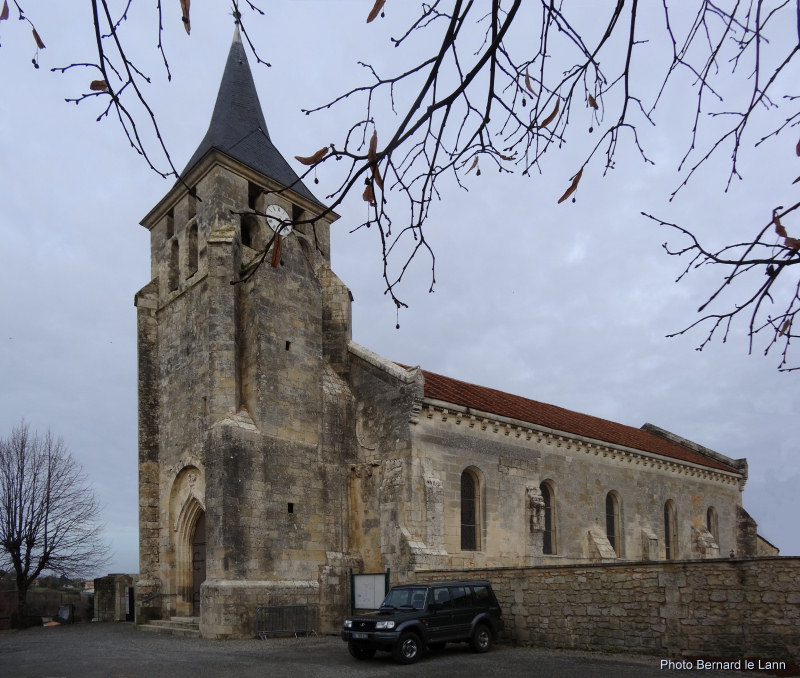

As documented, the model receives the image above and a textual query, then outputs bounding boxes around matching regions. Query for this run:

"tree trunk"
[13,582,29,628]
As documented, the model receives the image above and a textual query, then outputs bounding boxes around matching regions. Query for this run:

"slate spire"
[183,26,319,204]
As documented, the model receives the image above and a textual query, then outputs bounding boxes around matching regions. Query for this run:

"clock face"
[265,204,292,236]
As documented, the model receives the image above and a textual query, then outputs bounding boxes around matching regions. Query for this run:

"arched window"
[664,500,678,560]
[540,480,556,555]
[460,469,479,551]
[706,506,719,544]
[605,491,621,556]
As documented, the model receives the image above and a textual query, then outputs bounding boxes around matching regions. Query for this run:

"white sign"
[353,573,386,610]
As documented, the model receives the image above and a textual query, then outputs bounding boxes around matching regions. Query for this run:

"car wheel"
[348,642,376,660]
[470,623,492,653]
[393,631,423,664]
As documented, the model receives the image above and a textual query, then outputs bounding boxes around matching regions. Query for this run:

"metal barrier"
[254,605,317,638]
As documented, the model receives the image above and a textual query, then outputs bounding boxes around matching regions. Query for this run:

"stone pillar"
[134,280,161,623]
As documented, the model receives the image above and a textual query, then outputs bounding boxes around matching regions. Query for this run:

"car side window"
[411,591,426,609]
[432,587,452,609]
[450,586,469,607]
[471,585,490,604]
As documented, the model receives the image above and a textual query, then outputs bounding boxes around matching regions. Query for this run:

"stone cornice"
[140,149,338,231]
[417,398,744,486]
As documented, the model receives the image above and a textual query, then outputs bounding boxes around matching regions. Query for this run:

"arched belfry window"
[460,469,480,551]
[605,491,622,556]
[664,500,678,560]
[540,480,557,555]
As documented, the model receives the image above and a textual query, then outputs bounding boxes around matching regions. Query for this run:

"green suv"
[341,580,504,664]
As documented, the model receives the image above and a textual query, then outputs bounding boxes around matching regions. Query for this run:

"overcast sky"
[1,2,797,576]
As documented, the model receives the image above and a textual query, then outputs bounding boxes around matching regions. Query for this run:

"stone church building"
[134,30,769,638]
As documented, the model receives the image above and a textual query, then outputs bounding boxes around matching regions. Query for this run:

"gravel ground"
[0,623,793,678]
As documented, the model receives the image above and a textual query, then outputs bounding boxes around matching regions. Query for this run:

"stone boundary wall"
[399,557,800,661]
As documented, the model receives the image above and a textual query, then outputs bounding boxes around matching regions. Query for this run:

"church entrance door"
[191,512,206,617]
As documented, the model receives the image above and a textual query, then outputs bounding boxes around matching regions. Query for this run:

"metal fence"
[254,605,317,638]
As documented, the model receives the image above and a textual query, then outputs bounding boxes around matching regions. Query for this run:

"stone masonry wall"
[398,557,800,661]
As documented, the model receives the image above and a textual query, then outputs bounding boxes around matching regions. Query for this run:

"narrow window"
[605,492,621,556]
[248,181,261,210]
[186,221,198,277]
[241,213,261,250]
[287,503,294,514]
[168,238,179,292]
[706,506,719,544]
[540,481,556,555]
[664,500,678,560]
[461,470,477,550]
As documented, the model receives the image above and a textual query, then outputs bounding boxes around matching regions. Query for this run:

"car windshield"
[380,587,428,610]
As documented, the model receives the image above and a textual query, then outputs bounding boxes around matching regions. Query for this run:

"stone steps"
[138,616,200,638]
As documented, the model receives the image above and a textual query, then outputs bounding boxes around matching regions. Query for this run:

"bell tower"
[135,26,355,637]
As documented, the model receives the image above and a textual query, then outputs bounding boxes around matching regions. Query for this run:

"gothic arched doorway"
[191,511,206,617]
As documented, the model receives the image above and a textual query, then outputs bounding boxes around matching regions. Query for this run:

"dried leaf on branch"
[294,147,329,166]
[368,129,378,163]
[367,0,386,24]
[180,0,191,35]
[557,167,583,204]
[524,68,534,94]
[0,2,9,21]
[271,234,282,267]
[539,99,559,129]
[90,80,108,92]
[371,163,384,190]
[362,181,376,206]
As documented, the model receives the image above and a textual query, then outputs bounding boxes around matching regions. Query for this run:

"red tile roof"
[409,367,739,474]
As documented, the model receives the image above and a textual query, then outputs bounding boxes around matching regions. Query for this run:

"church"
[134,29,769,639]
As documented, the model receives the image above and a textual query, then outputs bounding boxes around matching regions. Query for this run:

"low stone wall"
[199,579,320,639]
[400,557,800,662]
[95,574,135,622]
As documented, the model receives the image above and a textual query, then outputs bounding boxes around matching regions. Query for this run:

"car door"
[425,586,454,642]
[448,585,473,640]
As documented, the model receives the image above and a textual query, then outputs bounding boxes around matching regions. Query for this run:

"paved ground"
[0,623,794,678]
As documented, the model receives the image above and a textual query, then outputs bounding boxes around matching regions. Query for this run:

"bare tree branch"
[0,421,109,626]
[3,1,799,366]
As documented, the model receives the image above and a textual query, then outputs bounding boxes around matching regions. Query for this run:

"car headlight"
[375,620,395,630]
[344,620,352,629]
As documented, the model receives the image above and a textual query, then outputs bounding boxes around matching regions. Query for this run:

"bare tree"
[0,421,108,626]
[2,1,798,367]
